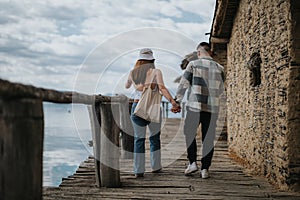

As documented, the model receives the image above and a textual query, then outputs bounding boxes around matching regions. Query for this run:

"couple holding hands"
[125,42,224,179]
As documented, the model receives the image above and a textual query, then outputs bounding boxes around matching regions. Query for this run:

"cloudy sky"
[0,0,216,96]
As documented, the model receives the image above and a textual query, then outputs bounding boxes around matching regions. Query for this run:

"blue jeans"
[130,102,162,174]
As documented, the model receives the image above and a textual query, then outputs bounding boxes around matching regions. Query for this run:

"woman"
[125,48,180,177]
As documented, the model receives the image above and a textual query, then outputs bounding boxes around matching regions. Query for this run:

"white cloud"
[171,0,215,18]
[0,0,216,93]
[159,3,182,18]
[176,22,212,41]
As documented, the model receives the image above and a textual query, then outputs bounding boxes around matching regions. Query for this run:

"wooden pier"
[1,79,299,199]
[43,119,300,200]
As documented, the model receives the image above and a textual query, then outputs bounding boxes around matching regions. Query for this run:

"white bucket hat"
[138,48,155,60]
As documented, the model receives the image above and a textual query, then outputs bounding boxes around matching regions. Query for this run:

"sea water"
[43,103,92,187]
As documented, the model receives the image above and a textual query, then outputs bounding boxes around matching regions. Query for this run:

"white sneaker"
[185,162,198,175]
[201,169,209,179]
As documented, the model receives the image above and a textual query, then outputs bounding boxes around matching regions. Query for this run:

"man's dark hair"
[197,42,211,52]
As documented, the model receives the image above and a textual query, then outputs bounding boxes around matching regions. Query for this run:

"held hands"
[171,102,181,113]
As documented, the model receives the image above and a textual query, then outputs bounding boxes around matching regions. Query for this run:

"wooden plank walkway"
[43,119,300,200]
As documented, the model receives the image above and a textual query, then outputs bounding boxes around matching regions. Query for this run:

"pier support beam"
[89,102,121,188]
[99,102,121,187]
[0,98,44,200]
[119,102,134,159]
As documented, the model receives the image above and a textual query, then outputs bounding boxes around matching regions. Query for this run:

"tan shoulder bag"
[133,69,162,123]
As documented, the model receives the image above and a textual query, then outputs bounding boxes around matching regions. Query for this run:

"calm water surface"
[43,103,92,187]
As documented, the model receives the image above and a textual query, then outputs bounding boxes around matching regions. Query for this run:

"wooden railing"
[0,79,184,200]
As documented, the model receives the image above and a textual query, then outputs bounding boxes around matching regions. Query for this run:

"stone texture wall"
[226,0,299,191]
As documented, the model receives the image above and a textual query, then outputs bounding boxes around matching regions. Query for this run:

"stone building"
[210,0,299,191]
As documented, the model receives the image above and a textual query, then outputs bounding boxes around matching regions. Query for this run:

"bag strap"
[146,69,159,90]
[149,69,157,83]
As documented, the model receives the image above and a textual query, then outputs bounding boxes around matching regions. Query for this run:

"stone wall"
[226,0,299,191]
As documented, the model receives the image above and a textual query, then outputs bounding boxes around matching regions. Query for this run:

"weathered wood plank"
[0,79,127,104]
[99,102,121,187]
[119,101,134,159]
[87,104,101,186]
[1,98,44,200]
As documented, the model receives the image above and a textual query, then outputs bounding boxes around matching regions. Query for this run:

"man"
[172,42,224,179]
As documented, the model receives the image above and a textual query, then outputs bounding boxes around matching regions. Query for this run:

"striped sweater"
[175,56,224,113]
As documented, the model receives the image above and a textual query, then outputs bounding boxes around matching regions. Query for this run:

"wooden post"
[119,101,134,159]
[99,102,121,187]
[87,103,101,187]
[0,98,44,200]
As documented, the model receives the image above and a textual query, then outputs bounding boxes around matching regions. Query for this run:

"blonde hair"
[131,60,155,85]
